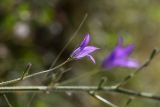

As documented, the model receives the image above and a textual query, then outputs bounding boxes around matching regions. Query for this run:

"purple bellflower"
[70,34,99,63]
[102,36,139,69]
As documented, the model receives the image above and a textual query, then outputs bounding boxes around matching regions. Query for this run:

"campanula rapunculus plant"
[70,34,99,63]
[102,36,139,69]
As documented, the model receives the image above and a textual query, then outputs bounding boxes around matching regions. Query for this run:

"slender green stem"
[3,94,13,107]
[91,94,118,107]
[26,14,88,106]
[97,77,107,90]
[20,63,32,80]
[0,86,159,101]
[0,58,72,86]
[89,92,119,107]
[125,97,134,106]
[116,48,160,87]
[49,14,88,69]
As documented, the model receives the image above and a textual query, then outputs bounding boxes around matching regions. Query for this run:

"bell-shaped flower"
[70,34,99,63]
[102,36,139,69]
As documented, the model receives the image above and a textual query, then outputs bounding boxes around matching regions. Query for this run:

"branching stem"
[116,48,160,87]
[0,58,72,86]
[0,86,159,101]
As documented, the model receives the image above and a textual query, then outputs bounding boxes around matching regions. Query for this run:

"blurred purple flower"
[102,36,139,69]
[70,34,99,63]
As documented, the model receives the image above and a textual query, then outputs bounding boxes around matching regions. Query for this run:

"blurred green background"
[0,0,160,107]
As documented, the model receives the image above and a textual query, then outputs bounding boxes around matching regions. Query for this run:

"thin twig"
[89,91,119,107]
[48,13,88,70]
[97,77,107,90]
[20,63,32,80]
[0,58,72,86]
[26,93,35,107]
[0,86,159,101]
[25,14,88,107]
[3,94,13,107]
[116,48,160,87]
[125,97,134,107]
[26,14,88,106]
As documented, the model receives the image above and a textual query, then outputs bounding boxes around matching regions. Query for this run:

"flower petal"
[113,46,126,58]
[87,55,96,64]
[75,46,99,59]
[102,36,139,69]
[80,34,90,49]
[124,44,135,56]
[115,59,139,68]
[113,44,134,59]
[102,51,118,69]
[70,47,81,57]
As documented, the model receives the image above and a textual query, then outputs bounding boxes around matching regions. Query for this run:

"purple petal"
[102,48,139,69]
[80,34,90,49]
[75,46,99,59]
[102,36,139,69]
[124,44,135,56]
[124,59,139,68]
[115,59,139,68]
[70,47,81,57]
[87,55,96,64]
[102,53,116,69]
[113,46,128,59]
[113,44,134,58]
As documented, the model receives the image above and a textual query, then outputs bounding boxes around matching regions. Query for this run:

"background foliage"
[0,0,160,107]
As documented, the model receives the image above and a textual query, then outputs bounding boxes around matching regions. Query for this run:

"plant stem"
[0,58,72,86]
[0,86,159,101]
[116,48,160,87]
[3,94,13,107]
[89,92,119,107]
[49,14,88,69]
